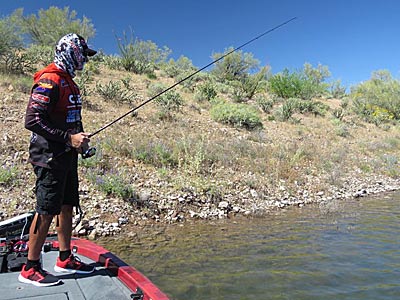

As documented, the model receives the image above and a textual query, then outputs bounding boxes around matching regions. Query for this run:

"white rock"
[218,201,229,209]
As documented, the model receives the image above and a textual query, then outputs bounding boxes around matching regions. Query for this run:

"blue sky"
[2,0,399,88]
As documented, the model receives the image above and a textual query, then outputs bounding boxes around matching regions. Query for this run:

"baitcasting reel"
[81,147,96,159]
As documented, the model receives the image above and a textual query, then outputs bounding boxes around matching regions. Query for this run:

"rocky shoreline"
[1,150,399,239]
[0,170,399,239]
[71,172,400,239]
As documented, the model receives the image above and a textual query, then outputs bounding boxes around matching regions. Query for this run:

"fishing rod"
[81,17,297,158]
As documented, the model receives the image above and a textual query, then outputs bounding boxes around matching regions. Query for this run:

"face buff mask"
[54,33,92,77]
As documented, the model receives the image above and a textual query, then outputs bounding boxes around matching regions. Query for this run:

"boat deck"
[0,214,168,300]
[2,249,134,300]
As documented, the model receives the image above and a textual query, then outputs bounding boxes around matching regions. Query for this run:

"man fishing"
[19,33,97,287]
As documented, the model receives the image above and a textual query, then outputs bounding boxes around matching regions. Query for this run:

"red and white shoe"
[54,254,95,274]
[18,264,61,287]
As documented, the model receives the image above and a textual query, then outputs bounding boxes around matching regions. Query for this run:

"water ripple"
[99,191,400,300]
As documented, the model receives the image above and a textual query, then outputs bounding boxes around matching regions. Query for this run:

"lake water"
[98,191,400,300]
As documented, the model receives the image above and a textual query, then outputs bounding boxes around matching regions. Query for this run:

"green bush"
[24,45,53,67]
[148,83,184,118]
[133,142,178,168]
[95,80,136,103]
[303,62,331,85]
[329,79,347,99]
[17,6,95,47]
[350,70,400,124]
[175,137,210,175]
[210,101,263,129]
[294,99,328,116]
[0,50,34,74]
[116,29,171,75]
[230,67,269,102]
[0,166,19,186]
[273,97,328,121]
[0,12,23,57]
[101,54,123,70]
[331,118,350,137]
[195,81,217,102]
[379,154,399,177]
[88,170,135,199]
[255,95,275,114]
[275,98,297,121]
[175,70,208,92]
[163,55,196,78]
[75,69,93,97]
[230,80,247,103]
[268,64,330,100]
[268,69,304,99]
[211,48,260,82]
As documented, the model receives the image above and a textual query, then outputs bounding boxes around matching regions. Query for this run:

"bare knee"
[30,213,53,235]
[60,205,73,218]
[36,213,54,225]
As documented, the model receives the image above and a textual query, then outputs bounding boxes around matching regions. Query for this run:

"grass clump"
[0,165,19,186]
[95,80,136,103]
[87,169,135,200]
[133,142,178,168]
[210,100,263,130]
[147,83,184,119]
[195,81,217,102]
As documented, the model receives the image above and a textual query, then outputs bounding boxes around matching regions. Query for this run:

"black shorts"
[33,165,79,215]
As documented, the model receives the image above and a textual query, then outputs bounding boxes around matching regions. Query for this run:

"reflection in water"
[98,192,400,300]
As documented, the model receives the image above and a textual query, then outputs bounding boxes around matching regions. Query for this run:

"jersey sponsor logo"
[30,133,37,143]
[30,101,46,110]
[31,93,50,104]
[35,86,51,93]
[60,79,69,87]
[38,82,53,89]
[68,94,82,105]
[66,109,82,123]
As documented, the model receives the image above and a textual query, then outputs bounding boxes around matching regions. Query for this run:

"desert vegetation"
[0,7,399,232]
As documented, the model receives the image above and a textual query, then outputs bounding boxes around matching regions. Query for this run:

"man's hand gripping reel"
[81,132,96,159]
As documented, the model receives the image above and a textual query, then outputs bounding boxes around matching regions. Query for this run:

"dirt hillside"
[1,68,399,238]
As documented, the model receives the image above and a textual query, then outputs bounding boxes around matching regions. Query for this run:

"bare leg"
[54,204,95,274]
[28,213,53,261]
[57,204,73,251]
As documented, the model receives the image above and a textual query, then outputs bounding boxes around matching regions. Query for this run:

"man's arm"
[24,80,71,144]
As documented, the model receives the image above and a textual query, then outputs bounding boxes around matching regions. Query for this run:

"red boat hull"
[49,237,170,300]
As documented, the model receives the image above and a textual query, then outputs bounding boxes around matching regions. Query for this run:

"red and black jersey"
[25,63,83,169]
